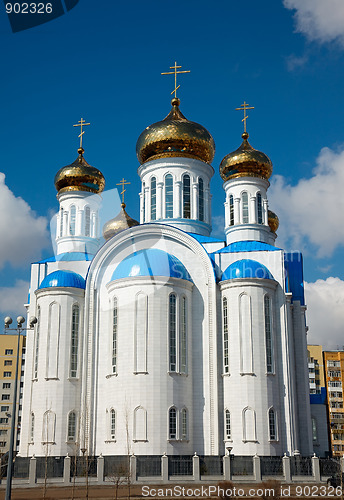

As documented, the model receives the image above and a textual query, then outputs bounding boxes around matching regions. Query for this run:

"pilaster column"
[144,187,149,222]
[63,211,68,237]
[97,454,104,483]
[139,192,144,224]
[283,454,291,482]
[193,453,200,481]
[157,181,163,220]
[91,213,97,238]
[77,208,83,236]
[224,201,229,227]
[29,455,37,486]
[63,455,71,484]
[175,181,182,218]
[263,199,269,225]
[192,183,198,220]
[250,196,257,224]
[234,197,240,224]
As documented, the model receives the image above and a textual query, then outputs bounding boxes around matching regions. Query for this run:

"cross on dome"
[235,101,254,133]
[73,118,90,150]
[161,61,190,99]
[116,178,131,205]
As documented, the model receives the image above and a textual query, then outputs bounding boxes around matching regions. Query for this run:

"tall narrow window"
[264,295,273,373]
[180,297,187,374]
[225,410,231,439]
[242,192,249,223]
[257,193,263,224]
[165,174,173,218]
[67,411,77,441]
[112,298,118,373]
[151,177,156,220]
[70,205,76,235]
[198,178,204,221]
[70,305,79,378]
[169,407,177,439]
[268,408,276,440]
[229,195,234,226]
[223,297,229,374]
[183,175,191,219]
[85,206,91,236]
[30,412,35,442]
[181,408,188,440]
[142,182,146,222]
[169,294,177,372]
[110,409,116,439]
[311,417,317,442]
[59,208,64,237]
[34,306,40,379]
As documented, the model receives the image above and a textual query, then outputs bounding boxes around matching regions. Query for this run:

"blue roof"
[214,240,281,254]
[187,232,224,244]
[284,252,305,305]
[111,248,192,282]
[221,259,274,281]
[35,252,94,264]
[38,270,86,290]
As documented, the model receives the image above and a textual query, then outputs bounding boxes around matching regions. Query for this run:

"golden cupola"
[136,97,215,165]
[268,210,279,234]
[54,147,105,195]
[103,203,139,240]
[220,132,273,182]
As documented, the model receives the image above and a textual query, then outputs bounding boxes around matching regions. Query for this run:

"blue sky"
[0,0,343,347]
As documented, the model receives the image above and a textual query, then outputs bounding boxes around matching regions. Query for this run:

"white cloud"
[283,0,344,45]
[0,279,29,317]
[0,173,49,269]
[286,53,309,71]
[268,146,344,257]
[305,277,344,349]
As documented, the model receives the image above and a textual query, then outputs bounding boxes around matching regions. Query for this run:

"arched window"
[112,297,118,373]
[30,412,35,442]
[181,408,188,440]
[142,182,146,222]
[198,178,204,221]
[241,192,249,223]
[183,175,191,219]
[264,295,273,373]
[169,294,177,372]
[42,410,56,444]
[225,410,231,439]
[165,174,173,218]
[59,208,64,237]
[257,193,263,224]
[67,411,77,442]
[70,305,79,378]
[169,407,177,439]
[70,205,76,235]
[223,297,229,374]
[229,195,234,226]
[85,206,91,236]
[150,177,156,220]
[268,408,277,440]
[180,297,187,374]
[110,409,116,439]
[34,306,40,379]
[243,407,256,441]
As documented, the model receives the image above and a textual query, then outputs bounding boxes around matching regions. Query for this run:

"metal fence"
[320,458,340,476]
[104,456,129,479]
[36,457,64,478]
[231,456,253,476]
[261,457,283,476]
[136,456,161,477]
[168,455,193,476]
[290,457,312,476]
[199,456,223,476]
[13,457,30,479]
[69,456,97,478]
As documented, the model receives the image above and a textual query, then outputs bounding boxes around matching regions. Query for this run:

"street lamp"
[3,315,36,500]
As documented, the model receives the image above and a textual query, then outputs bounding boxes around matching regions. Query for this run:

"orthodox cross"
[235,102,254,133]
[161,61,190,98]
[116,178,131,204]
[73,118,90,149]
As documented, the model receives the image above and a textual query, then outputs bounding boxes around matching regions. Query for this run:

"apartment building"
[323,350,344,457]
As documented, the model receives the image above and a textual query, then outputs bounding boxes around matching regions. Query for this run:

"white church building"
[19,94,313,458]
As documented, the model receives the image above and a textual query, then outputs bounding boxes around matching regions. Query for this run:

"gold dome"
[103,203,140,240]
[268,210,279,234]
[55,148,105,195]
[136,98,215,165]
[220,132,272,182]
